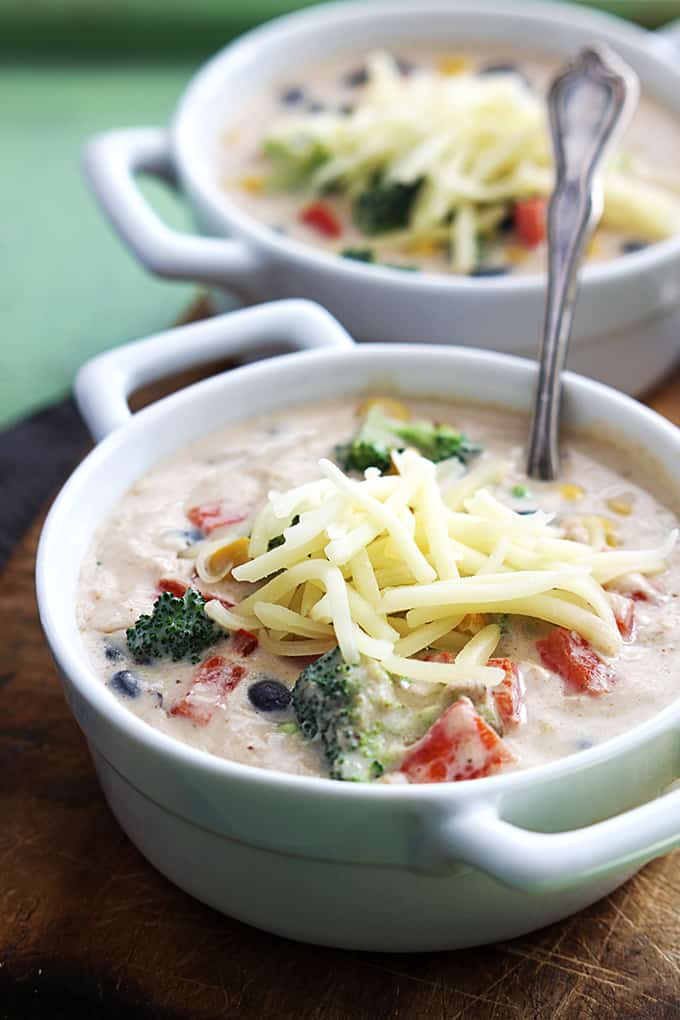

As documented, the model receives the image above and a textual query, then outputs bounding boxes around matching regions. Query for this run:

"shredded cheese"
[194,447,677,691]
[264,50,680,269]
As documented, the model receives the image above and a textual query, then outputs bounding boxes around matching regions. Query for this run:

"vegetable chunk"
[400,697,516,783]
[536,628,617,696]
[336,405,481,473]
[352,177,422,235]
[233,629,259,656]
[609,594,636,640]
[300,200,343,237]
[170,655,246,725]
[489,657,526,728]
[187,502,246,536]
[293,647,436,781]
[514,197,547,247]
[126,588,220,664]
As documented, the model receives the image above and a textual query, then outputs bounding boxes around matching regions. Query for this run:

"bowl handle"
[416,778,680,891]
[83,127,263,287]
[74,299,354,441]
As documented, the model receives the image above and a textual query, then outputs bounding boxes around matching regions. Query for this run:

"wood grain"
[2,326,679,1019]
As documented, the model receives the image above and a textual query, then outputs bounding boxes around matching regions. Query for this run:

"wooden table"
[3,328,680,1019]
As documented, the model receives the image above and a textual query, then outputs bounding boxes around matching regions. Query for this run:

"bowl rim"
[36,342,680,804]
[170,0,680,295]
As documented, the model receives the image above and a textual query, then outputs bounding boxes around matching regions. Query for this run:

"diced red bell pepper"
[514,197,547,247]
[629,578,663,603]
[536,628,616,696]
[612,596,636,641]
[169,655,247,725]
[187,502,247,536]
[158,578,188,598]
[488,658,526,729]
[424,651,455,663]
[232,628,259,657]
[400,698,517,783]
[299,200,343,238]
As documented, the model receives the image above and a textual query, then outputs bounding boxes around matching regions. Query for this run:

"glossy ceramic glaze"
[83,1,680,395]
[36,300,680,950]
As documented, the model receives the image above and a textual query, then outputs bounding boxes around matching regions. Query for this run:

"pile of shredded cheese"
[265,51,680,269]
[191,449,675,694]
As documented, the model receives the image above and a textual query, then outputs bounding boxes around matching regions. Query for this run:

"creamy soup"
[78,398,680,784]
[218,47,680,276]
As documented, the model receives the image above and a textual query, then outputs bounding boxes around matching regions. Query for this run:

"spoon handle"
[527,47,639,480]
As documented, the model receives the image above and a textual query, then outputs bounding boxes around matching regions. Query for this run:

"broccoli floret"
[263,138,330,190]
[391,418,481,464]
[267,513,300,550]
[341,247,376,263]
[292,648,436,781]
[336,406,481,473]
[126,588,220,665]
[493,612,510,637]
[352,176,423,235]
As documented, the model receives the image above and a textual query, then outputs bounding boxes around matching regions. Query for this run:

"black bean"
[479,61,519,76]
[343,65,368,87]
[248,679,292,712]
[517,509,538,515]
[469,266,510,277]
[109,670,141,698]
[281,85,305,104]
[339,102,355,115]
[344,57,412,90]
[621,239,648,255]
[182,526,203,544]
[478,62,531,88]
[104,643,123,662]
[396,57,415,76]
[497,207,515,233]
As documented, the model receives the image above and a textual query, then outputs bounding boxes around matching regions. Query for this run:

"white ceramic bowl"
[82,0,680,395]
[37,299,680,951]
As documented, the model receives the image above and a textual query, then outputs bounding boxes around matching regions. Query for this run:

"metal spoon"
[527,47,639,480]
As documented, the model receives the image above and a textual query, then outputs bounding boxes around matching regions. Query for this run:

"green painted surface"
[1,1,678,428]
[1,62,198,428]
[0,1,677,55]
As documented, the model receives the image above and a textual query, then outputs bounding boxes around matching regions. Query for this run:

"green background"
[2,1,679,429]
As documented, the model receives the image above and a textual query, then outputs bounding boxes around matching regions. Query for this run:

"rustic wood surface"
[2,313,680,1019]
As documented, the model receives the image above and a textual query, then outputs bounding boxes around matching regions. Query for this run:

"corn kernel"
[405,238,441,257]
[358,396,410,421]
[237,174,265,194]
[506,245,528,265]
[587,236,602,259]
[206,537,250,578]
[460,613,488,634]
[606,496,633,516]
[437,55,473,75]
[559,483,585,501]
[595,516,620,547]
